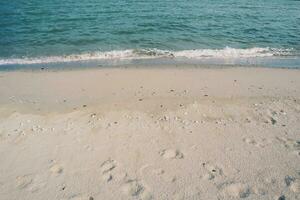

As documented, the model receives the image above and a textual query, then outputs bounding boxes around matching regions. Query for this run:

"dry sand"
[0,67,299,200]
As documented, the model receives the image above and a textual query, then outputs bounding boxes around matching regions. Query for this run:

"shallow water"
[1,0,300,68]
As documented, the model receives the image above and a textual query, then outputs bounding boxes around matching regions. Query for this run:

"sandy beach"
[0,67,299,200]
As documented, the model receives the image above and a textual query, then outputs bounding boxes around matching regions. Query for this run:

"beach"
[0,67,299,200]
[1,0,300,199]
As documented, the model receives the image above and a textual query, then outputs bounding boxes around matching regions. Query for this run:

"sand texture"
[0,67,299,200]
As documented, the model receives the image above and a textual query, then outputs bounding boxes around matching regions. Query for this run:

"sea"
[1,0,300,69]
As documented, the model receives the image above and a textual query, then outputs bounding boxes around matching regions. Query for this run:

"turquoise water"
[1,0,300,68]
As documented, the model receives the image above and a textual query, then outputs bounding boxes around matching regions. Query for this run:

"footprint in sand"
[159,149,184,159]
[202,173,215,181]
[100,159,116,182]
[121,180,152,200]
[252,186,267,196]
[50,164,64,175]
[201,162,223,181]
[243,137,270,148]
[102,173,113,182]
[222,183,251,198]
[100,159,116,173]
[121,180,143,196]
[16,175,33,189]
[27,174,47,192]
[16,174,46,192]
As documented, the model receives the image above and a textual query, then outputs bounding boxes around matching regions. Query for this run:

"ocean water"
[1,0,300,69]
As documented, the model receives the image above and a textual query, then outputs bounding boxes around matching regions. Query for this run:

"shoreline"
[0,66,299,199]
[1,55,300,71]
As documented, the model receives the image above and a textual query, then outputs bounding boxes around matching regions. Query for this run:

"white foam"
[0,50,137,65]
[173,47,291,58]
[0,47,294,65]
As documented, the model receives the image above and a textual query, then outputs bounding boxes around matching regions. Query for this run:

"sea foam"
[0,47,294,65]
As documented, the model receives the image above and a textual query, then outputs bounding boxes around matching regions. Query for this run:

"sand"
[0,67,299,200]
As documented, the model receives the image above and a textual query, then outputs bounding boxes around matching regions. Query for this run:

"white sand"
[0,67,299,200]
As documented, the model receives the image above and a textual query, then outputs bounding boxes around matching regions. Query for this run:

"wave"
[0,47,296,65]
